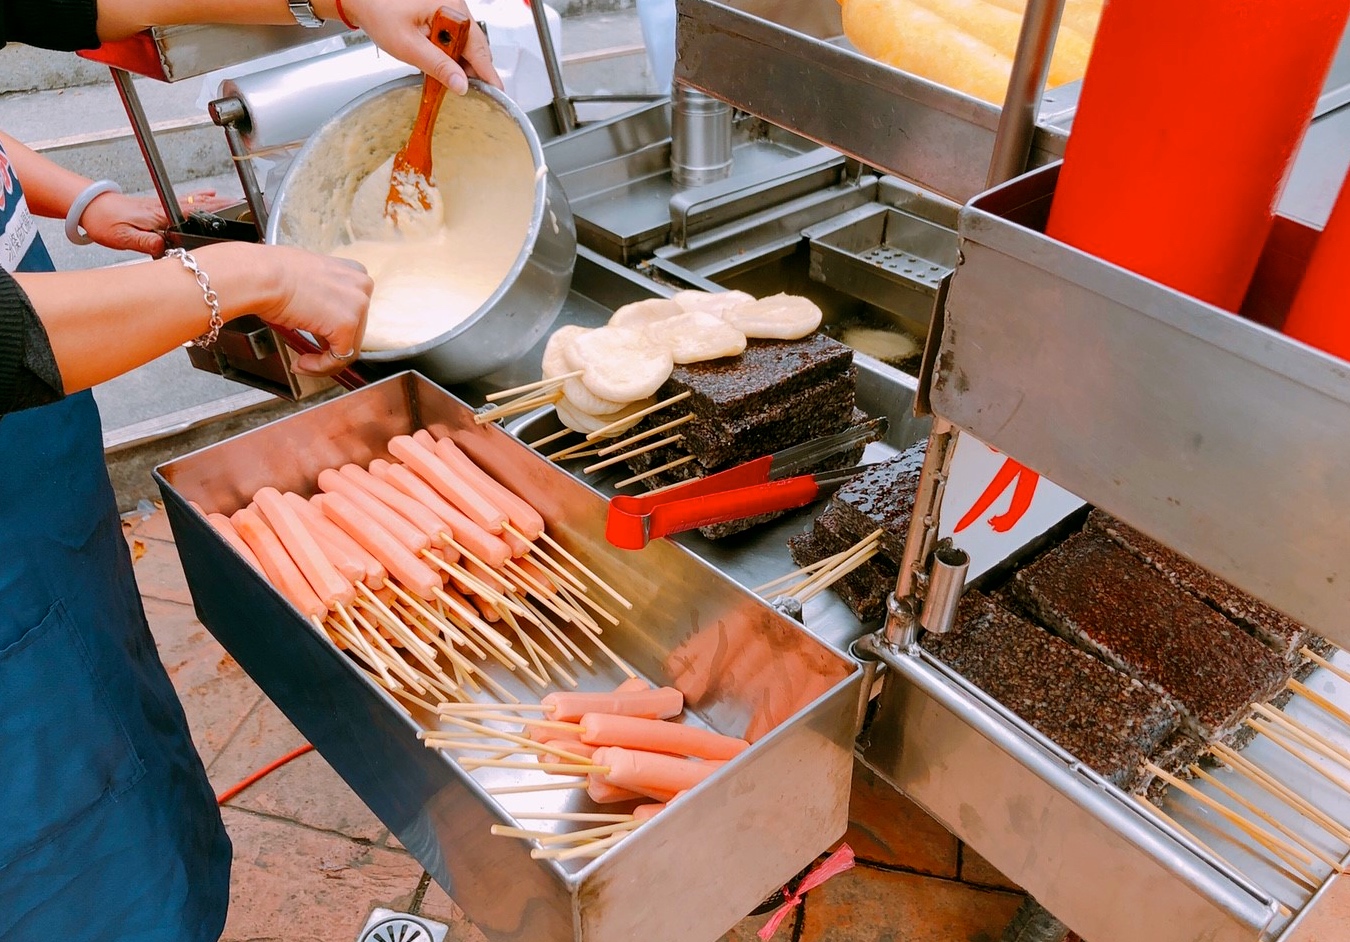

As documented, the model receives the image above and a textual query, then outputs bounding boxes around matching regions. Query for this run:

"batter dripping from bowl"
[331,88,536,352]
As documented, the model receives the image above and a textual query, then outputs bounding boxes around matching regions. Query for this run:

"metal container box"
[932,162,1350,646]
[154,372,862,942]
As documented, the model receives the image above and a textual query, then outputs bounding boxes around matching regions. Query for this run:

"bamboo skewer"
[558,583,618,631]
[491,825,552,840]
[422,739,520,756]
[754,553,846,596]
[1243,721,1350,796]
[614,455,697,489]
[595,413,696,456]
[1253,703,1350,770]
[514,812,634,823]
[440,703,551,713]
[530,426,576,450]
[537,530,633,610]
[486,780,588,795]
[475,389,563,425]
[1186,763,1348,872]
[583,434,685,474]
[458,758,606,775]
[486,371,583,403]
[535,821,641,846]
[788,530,883,602]
[435,716,594,764]
[584,392,692,442]
[1250,715,1350,780]
[1290,679,1350,733]
[436,709,580,733]
[1211,743,1350,845]
[548,440,604,463]
[1300,647,1350,686]
[531,831,630,860]
[1145,763,1322,883]
[797,548,880,605]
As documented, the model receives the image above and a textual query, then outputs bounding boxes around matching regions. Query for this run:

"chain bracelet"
[165,248,224,348]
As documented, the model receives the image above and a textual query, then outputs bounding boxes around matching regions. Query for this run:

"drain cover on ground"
[356,908,448,942]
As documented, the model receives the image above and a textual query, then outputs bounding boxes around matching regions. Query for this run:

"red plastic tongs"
[605,417,887,549]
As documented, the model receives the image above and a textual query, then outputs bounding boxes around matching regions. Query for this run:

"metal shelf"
[673,0,1078,203]
[931,162,1350,645]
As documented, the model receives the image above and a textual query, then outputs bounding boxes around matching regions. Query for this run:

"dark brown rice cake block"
[1011,531,1289,742]
[658,333,854,421]
[1086,509,1310,668]
[1141,729,1208,801]
[923,594,1180,790]
[826,439,927,566]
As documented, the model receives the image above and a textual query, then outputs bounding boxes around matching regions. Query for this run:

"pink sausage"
[593,747,723,796]
[338,463,452,550]
[579,714,749,761]
[318,468,430,555]
[314,491,441,599]
[413,428,440,451]
[614,677,652,693]
[632,803,665,823]
[500,525,533,558]
[254,486,355,610]
[388,436,508,534]
[372,460,512,568]
[536,739,597,764]
[586,774,649,805]
[543,687,684,723]
[231,507,327,620]
[207,513,262,571]
[434,438,546,540]
[281,496,363,585]
[285,492,386,589]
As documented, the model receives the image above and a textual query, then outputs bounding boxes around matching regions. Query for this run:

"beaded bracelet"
[165,248,224,348]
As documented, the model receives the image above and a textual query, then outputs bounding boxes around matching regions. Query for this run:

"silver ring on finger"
[331,347,357,362]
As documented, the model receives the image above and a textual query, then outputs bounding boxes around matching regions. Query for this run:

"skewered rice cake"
[1010,531,1289,742]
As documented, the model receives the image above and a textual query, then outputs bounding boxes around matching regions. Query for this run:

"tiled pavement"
[123,505,1033,942]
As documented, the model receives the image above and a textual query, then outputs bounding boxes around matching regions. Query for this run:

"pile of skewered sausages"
[203,428,637,711]
[435,682,750,860]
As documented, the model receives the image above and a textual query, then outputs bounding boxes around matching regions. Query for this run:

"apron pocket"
[0,600,145,868]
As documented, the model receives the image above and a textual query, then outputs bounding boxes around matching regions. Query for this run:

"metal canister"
[670,84,733,188]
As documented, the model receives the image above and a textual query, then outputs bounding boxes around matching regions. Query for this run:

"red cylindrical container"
[1285,173,1350,359]
[1045,0,1350,312]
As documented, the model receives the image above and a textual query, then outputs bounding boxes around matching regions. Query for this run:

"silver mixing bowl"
[265,76,576,384]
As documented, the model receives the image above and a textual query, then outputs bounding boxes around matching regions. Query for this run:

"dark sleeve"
[0,0,101,51]
[0,270,64,416]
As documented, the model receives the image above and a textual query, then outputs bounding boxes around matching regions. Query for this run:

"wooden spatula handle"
[431,6,472,60]
[392,7,474,194]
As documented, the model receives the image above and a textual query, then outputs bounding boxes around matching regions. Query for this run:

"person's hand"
[340,0,504,95]
[80,189,236,256]
[258,247,374,376]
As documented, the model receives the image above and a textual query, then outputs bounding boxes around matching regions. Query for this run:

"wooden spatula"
[384,7,473,222]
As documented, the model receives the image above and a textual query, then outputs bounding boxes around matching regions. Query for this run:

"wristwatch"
[288,0,325,27]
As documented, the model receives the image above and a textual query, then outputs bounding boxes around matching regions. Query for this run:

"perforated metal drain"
[857,246,950,288]
[356,909,448,942]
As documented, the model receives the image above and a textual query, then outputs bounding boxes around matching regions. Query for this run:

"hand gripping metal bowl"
[265,76,576,385]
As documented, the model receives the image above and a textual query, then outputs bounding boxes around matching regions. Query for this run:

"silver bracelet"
[64,179,122,245]
[165,248,224,348]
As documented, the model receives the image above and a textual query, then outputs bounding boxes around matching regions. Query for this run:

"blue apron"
[0,149,231,941]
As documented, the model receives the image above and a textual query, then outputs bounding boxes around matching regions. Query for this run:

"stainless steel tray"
[154,372,863,942]
[863,641,1350,942]
[674,0,1078,203]
[932,162,1350,647]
